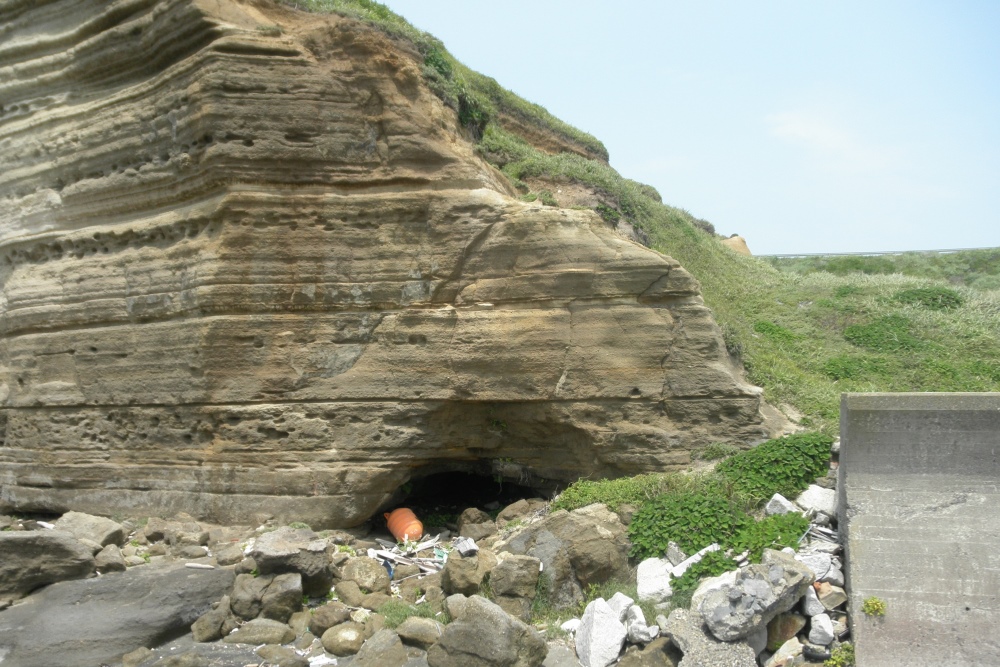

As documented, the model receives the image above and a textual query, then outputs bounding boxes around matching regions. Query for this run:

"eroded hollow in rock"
[375,464,558,532]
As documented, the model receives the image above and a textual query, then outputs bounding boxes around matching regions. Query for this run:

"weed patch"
[844,315,922,352]
[894,286,963,310]
[668,549,739,609]
[715,432,833,504]
[628,493,753,560]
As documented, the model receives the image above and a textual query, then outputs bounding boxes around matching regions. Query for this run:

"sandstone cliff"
[0,0,770,527]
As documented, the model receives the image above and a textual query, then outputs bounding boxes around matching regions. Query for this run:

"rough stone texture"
[396,616,445,649]
[794,485,837,517]
[191,595,237,642]
[616,638,681,667]
[840,393,1000,667]
[249,526,335,597]
[636,557,673,603]
[343,555,393,594]
[576,598,626,667]
[222,617,295,645]
[95,544,128,573]
[763,494,798,517]
[322,621,367,656]
[491,555,541,598]
[356,629,409,667]
[662,608,757,667]
[0,530,96,597]
[309,601,352,636]
[52,511,125,547]
[501,504,629,608]
[0,563,234,667]
[693,549,814,642]
[0,0,771,529]
[441,550,497,597]
[427,595,547,667]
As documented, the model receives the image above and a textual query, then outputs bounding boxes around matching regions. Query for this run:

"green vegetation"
[715,432,834,504]
[862,596,887,617]
[893,286,964,310]
[696,442,741,461]
[730,512,810,562]
[280,0,606,157]
[668,549,738,609]
[767,248,1000,289]
[825,643,856,667]
[378,599,449,628]
[628,492,752,560]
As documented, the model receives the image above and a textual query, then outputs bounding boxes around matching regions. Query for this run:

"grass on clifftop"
[279,0,1000,434]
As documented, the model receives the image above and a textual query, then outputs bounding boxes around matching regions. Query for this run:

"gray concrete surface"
[839,393,1000,667]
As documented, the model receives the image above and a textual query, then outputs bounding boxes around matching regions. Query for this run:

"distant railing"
[758,246,996,259]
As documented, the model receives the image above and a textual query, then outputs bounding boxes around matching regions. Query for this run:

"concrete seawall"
[839,393,1000,666]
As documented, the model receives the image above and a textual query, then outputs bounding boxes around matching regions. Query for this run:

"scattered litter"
[452,536,479,556]
[309,656,338,666]
[36,521,55,530]
[185,563,215,570]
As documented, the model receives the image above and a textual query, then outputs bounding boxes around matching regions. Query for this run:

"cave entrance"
[381,467,558,533]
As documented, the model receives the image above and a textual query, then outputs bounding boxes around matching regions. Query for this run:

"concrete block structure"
[839,393,1000,666]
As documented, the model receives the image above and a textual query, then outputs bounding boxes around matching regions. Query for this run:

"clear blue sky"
[382,1,999,255]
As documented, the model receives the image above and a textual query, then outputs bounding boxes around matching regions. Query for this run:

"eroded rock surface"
[0,0,769,527]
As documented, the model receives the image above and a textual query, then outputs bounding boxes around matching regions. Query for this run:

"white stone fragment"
[764,493,800,516]
[625,605,659,644]
[808,613,835,645]
[820,566,844,587]
[795,551,831,579]
[607,592,635,623]
[747,625,768,655]
[670,543,721,579]
[801,586,825,617]
[666,541,688,566]
[636,558,673,603]
[795,485,837,517]
[575,598,627,667]
[560,618,581,633]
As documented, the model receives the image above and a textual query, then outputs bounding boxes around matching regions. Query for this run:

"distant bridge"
[758,246,996,259]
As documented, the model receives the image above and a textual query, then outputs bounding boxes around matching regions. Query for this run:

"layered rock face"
[0,0,768,527]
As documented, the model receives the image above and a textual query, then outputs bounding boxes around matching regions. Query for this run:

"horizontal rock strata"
[0,0,768,526]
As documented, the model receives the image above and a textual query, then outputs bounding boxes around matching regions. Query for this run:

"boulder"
[309,601,352,636]
[322,621,367,656]
[335,579,367,606]
[795,485,837,517]
[665,542,688,567]
[397,615,445,649]
[795,551,832,580]
[215,543,246,567]
[427,595,547,667]
[801,585,825,616]
[192,595,238,642]
[607,591,635,622]
[0,563,234,667]
[95,544,127,573]
[222,617,295,645]
[626,605,659,644]
[764,637,803,667]
[693,549,814,642]
[230,573,272,620]
[250,527,335,597]
[441,550,498,596]
[576,598,627,667]
[356,629,409,667]
[458,508,498,541]
[260,573,304,622]
[53,511,125,547]
[342,556,392,594]
[661,608,756,667]
[764,494,799,516]
[816,582,848,610]
[501,504,629,608]
[808,613,835,646]
[636,558,673,603]
[0,531,96,597]
[766,612,806,651]
[491,555,541,598]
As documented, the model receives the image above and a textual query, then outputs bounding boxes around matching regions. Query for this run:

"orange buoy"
[384,508,423,542]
